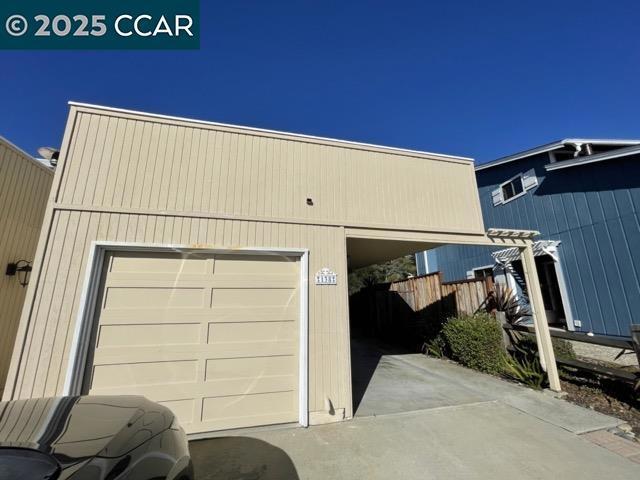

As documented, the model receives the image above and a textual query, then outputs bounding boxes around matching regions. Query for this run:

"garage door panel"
[214,255,299,274]
[212,288,298,307]
[91,360,198,389]
[203,376,296,397]
[103,287,207,309]
[104,273,215,286]
[110,253,211,274]
[202,391,297,422]
[208,321,296,343]
[88,250,301,435]
[103,274,299,289]
[205,355,295,380]
[207,306,299,322]
[92,342,296,364]
[96,323,201,347]
[97,305,299,324]
[211,275,300,288]
[193,412,298,433]
[89,375,295,401]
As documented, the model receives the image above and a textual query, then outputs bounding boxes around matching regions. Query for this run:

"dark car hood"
[0,396,174,467]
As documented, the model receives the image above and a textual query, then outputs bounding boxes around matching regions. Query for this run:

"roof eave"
[475,138,640,172]
[545,145,640,171]
[0,136,55,174]
[67,101,474,164]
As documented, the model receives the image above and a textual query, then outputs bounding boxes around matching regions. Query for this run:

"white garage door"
[85,250,301,434]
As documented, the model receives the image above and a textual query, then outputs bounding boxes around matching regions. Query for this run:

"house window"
[474,267,493,280]
[491,169,538,206]
[501,176,524,201]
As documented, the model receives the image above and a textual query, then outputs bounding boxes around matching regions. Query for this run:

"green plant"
[503,339,547,389]
[487,284,531,325]
[423,334,447,358]
[441,313,506,374]
[552,337,576,360]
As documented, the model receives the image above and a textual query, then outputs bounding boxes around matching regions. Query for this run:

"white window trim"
[473,264,494,273]
[498,173,527,204]
[470,264,494,279]
[64,241,310,429]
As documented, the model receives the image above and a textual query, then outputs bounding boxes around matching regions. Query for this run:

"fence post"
[495,311,511,351]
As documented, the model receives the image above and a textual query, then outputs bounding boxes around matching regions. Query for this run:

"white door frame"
[63,241,310,428]
[546,245,575,332]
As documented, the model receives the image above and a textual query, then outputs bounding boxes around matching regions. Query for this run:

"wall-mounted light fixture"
[6,260,32,287]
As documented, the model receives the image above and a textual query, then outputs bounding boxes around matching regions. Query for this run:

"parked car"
[0,395,193,479]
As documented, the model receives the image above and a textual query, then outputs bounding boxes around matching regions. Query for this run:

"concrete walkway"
[190,343,640,479]
[352,342,623,434]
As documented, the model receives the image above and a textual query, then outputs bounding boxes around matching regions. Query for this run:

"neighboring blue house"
[418,139,640,339]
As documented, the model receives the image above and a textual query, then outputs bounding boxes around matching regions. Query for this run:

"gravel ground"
[570,342,639,367]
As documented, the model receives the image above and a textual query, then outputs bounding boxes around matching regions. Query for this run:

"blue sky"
[1,0,639,164]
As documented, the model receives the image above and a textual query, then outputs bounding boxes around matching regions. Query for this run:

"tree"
[348,255,416,295]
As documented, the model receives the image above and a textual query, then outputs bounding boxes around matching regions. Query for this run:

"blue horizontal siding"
[424,153,640,337]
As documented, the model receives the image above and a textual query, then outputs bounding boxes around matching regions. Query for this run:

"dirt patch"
[560,372,640,439]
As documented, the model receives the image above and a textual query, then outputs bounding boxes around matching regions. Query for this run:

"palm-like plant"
[487,284,531,325]
[502,341,546,389]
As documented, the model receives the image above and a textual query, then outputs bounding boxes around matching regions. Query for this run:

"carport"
[345,227,561,417]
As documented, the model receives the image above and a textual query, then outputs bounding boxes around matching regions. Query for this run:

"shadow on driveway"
[189,436,299,480]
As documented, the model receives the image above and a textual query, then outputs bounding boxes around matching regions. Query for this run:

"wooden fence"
[349,272,494,345]
[389,272,494,317]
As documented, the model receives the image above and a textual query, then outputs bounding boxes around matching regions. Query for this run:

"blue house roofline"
[475,138,640,172]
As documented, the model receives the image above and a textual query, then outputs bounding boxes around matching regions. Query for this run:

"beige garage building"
[0,137,53,394]
[3,103,559,435]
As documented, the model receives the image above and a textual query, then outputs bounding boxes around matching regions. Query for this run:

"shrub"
[552,338,576,360]
[441,313,506,374]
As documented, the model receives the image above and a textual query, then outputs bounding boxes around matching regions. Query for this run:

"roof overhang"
[68,102,473,164]
[545,144,640,171]
[0,136,55,174]
[475,138,640,172]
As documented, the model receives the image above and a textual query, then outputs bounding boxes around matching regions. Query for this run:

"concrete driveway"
[190,342,640,479]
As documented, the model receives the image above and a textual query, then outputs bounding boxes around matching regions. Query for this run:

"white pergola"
[486,228,561,391]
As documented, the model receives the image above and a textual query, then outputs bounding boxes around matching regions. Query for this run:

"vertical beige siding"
[0,139,53,393]
[9,210,351,419]
[56,108,484,235]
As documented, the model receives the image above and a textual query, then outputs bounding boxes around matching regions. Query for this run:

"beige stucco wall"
[4,104,485,425]
[0,138,53,393]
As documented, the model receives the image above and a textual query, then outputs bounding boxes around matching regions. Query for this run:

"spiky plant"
[491,284,531,325]
[502,339,547,389]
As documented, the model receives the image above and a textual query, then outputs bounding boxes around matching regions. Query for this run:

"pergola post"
[519,242,561,392]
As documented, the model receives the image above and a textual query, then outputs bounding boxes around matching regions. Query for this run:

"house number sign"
[315,268,337,285]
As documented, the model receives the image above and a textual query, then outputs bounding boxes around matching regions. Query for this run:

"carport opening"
[346,237,441,415]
